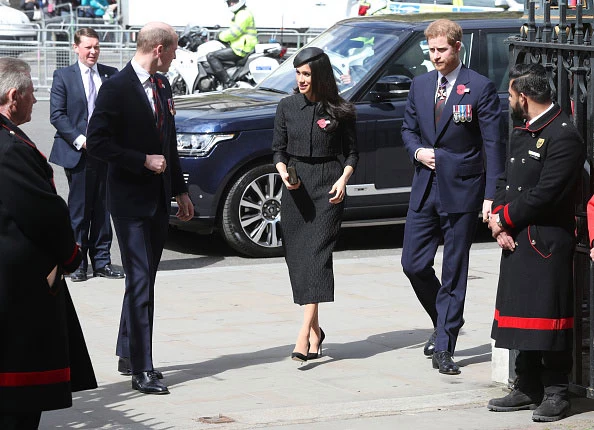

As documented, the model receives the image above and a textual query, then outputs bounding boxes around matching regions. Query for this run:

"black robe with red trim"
[0,114,97,412]
[491,104,585,351]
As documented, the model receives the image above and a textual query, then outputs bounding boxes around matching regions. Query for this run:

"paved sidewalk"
[40,245,594,429]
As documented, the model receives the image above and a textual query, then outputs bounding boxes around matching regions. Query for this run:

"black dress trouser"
[516,349,573,396]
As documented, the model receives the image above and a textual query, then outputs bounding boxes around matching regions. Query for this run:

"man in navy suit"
[50,27,124,282]
[87,22,194,395]
[401,19,505,375]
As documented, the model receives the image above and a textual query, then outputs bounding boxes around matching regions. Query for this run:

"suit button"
[521,159,526,163]
[510,157,515,163]
[515,242,519,246]
[506,185,510,190]
[531,240,536,245]
[518,186,522,191]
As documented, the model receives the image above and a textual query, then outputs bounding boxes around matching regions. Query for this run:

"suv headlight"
[176,133,235,157]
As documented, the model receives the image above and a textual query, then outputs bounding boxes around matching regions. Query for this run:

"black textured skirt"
[281,156,344,305]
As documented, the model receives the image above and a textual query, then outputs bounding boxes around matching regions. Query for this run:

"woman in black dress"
[272,47,358,362]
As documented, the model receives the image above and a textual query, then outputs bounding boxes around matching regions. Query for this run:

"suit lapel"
[72,64,87,109]
[421,70,439,142]
[436,66,471,138]
[124,63,157,126]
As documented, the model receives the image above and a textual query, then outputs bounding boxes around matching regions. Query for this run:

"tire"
[221,164,284,258]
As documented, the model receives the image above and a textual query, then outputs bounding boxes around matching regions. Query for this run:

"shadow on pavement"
[41,329,441,428]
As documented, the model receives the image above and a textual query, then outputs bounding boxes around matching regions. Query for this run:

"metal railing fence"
[4,23,322,100]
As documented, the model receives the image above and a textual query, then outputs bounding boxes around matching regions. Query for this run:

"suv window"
[362,33,474,102]
[485,32,511,92]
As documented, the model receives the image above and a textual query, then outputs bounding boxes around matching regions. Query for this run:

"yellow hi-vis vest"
[218,7,258,57]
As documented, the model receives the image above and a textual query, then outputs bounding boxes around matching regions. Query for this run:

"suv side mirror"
[369,75,412,101]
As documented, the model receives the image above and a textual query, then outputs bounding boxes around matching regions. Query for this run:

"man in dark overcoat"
[487,63,585,422]
[0,57,97,428]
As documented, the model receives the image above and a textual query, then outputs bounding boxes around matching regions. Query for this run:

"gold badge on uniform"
[536,138,545,148]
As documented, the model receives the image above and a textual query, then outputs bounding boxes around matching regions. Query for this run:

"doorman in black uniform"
[487,63,585,423]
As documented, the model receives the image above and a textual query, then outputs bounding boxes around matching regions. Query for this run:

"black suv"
[171,12,522,257]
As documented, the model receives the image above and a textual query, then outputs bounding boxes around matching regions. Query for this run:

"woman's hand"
[276,162,300,190]
[329,176,347,204]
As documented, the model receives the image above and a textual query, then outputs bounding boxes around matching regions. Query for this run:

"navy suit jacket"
[402,66,505,213]
[86,62,187,217]
[49,62,118,169]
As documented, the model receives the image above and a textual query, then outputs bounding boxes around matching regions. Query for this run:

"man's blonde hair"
[424,19,463,47]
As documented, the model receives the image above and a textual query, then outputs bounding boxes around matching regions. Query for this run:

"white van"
[120,0,359,31]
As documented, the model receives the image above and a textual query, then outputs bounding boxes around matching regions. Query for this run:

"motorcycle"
[167,25,285,95]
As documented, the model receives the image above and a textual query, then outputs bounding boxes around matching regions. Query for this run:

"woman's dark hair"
[509,63,551,104]
[294,52,355,129]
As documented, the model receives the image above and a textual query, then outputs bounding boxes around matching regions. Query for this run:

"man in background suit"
[50,27,124,282]
[401,19,505,375]
[87,22,194,395]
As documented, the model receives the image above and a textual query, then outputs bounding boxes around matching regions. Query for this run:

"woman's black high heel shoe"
[307,328,325,360]
[291,342,309,362]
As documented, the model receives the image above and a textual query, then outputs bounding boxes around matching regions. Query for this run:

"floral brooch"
[456,84,470,95]
[317,118,330,129]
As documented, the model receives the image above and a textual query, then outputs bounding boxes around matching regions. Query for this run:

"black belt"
[290,155,338,163]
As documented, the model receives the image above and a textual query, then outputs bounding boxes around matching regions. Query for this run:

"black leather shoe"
[118,357,163,379]
[432,350,461,375]
[423,328,437,356]
[488,388,543,412]
[70,268,87,282]
[132,372,169,394]
[94,264,125,279]
[532,394,570,422]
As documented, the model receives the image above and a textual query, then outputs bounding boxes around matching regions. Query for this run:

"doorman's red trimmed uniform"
[0,114,97,413]
[491,105,584,351]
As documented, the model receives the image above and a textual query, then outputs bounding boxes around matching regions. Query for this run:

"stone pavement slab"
[40,247,594,429]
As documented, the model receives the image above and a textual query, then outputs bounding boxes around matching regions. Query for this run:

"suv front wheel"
[220,164,284,258]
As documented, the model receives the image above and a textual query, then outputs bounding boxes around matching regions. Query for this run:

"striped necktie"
[434,76,448,129]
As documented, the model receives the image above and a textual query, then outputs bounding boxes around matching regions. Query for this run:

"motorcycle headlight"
[176,133,235,157]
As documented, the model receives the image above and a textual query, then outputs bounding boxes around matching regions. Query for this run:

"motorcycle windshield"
[257,24,407,97]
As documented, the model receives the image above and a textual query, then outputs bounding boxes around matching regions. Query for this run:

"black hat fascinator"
[293,47,325,67]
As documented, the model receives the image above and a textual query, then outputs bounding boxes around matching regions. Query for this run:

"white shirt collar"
[78,61,98,75]
[527,103,556,126]
[131,58,151,85]
[438,61,463,85]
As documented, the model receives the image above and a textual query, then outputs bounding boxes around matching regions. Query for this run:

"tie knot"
[440,76,447,86]
[149,75,156,84]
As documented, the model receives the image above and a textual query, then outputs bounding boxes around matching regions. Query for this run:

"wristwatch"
[495,214,503,228]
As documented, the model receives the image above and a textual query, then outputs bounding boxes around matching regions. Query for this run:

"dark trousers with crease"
[206,47,242,85]
[113,205,168,373]
[401,175,478,354]
[516,349,573,397]
[65,153,112,272]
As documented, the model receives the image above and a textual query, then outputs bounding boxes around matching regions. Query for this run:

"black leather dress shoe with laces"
[423,329,437,356]
[93,264,125,279]
[432,350,461,375]
[70,268,87,282]
[118,357,163,379]
[132,372,169,394]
